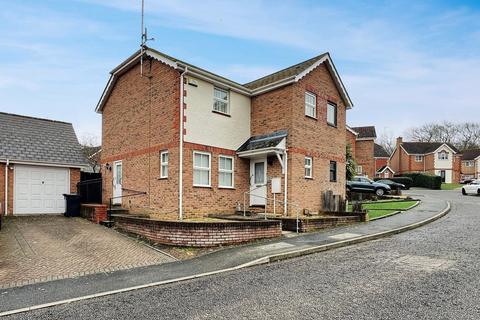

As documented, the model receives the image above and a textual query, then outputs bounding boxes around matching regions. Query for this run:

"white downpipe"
[284,150,288,216]
[178,66,188,221]
[4,159,9,215]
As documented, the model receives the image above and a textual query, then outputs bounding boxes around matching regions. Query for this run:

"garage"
[1,112,87,216]
[14,165,70,215]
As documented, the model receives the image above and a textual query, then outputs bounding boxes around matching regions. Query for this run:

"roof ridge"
[0,112,72,125]
[243,52,328,86]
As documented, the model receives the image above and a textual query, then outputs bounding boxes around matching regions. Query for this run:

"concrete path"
[0,191,449,315]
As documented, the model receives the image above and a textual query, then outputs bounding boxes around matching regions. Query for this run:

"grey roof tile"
[0,112,87,166]
[237,130,288,152]
[402,142,460,154]
[352,126,377,139]
[374,143,390,158]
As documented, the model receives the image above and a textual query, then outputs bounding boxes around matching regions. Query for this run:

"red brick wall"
[375,158,388,173]
[346,129,357,159]
[101,59,181,218]
[70,168,80,193]
[114,215,282,247]
[355,140,375,178]
[0,163,14,215]
[251,63,347,215]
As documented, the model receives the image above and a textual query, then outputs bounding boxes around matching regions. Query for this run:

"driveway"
[0,216,174,288]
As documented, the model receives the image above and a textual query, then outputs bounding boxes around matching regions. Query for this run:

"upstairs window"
[415,155,424,162]
[305,92,317,118]
[160,151,169,178]
[304,157,313,178]
[219,156,234,188]
[356,165,363,174]
[213,87,229,114]
[465,161,474,167]
[327,102,337,127]
[330,161,337,182]
[438,151,449,160]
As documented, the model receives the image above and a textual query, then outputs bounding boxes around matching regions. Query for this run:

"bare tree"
[405,122,480,151]
[79,133,101,173]
[377,128,396,154]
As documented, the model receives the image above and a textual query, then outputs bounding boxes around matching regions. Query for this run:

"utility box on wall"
[271,177,281,194]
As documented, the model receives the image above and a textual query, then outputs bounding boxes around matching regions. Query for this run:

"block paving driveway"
[0,216,174,288]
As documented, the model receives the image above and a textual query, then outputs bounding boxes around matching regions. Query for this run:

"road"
[6,190,480,319]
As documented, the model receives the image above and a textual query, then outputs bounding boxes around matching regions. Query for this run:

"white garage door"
[14,165,70,215]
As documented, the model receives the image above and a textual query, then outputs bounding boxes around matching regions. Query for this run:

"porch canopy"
[236,130,287,172]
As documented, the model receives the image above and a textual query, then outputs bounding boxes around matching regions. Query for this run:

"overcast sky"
[1,0,479,144]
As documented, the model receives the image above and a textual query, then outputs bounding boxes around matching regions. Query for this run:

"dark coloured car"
[376,179,407,190]
[347,176,391,196]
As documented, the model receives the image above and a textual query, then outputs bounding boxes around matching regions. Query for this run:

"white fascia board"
[388,146,398,161]
[145,50,178,69]
[356,137,376,141]
[400,145,412,155]
[430,143,457,155]
[5,159,86,169]
[237,147,285,158]
[250,76,296,96]
[346,126,359,136]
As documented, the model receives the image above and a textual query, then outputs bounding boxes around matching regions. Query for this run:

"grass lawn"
[348,200,419,220]
[441,183,463,190]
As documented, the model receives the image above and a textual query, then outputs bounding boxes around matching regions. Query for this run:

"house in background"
[374,143,394,178]
[389,137,462,183]
[96,46,353,219]
[350,126,377,178]
[460,149,480,181]
[0,112,86,216]
[346,126,358,158]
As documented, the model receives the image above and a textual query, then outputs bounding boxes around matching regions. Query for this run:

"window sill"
[212,110,231,117]
[305,115,317,120]
[219,186,235,190]
[305,176,314,180]
[193,185,212,189]
[327,122,338,128]
[158,177,168,180]
[329,180,338,183]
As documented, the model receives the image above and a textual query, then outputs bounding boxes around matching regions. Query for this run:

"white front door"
[112,161,123,205]
[250,159,267,206]
[14,165,69,215]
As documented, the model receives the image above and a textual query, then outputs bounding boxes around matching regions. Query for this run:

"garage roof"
[0,112,87,167]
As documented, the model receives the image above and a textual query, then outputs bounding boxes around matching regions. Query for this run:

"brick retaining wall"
[113,215,282,247]
[81,204,108,224]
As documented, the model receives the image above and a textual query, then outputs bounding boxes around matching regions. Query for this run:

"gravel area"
[6,190,480,320]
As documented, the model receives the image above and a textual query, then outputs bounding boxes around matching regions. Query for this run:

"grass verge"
[441,183,463,190]
[349,200,419,220]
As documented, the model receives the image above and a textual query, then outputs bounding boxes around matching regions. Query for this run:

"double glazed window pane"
[214,88,229,114]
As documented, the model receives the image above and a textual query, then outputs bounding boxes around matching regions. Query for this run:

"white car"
[462,180,480,196]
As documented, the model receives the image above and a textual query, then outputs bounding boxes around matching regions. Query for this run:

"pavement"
[0,215,174,289]
[0,189,451,316]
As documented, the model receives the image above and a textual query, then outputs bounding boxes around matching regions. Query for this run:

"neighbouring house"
[460,149,480,181]
[350,126,377,178]
[346,126,358,158]
[374,143,394,178]
[0,112,87,215]
[389,137,462,183]
[96,46,353,219]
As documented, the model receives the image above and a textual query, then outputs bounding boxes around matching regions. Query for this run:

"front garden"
[348,199,419,220]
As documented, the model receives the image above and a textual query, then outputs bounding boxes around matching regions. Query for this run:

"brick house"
[350,126,377,178]
[374,143,394,178]
[0,112,86,216]
[96,47,353,219]
[389,137,462,183]
[460,149,480,181]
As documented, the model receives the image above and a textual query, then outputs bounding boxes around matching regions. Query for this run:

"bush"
[374,177,414,189]
[396,173,442,190]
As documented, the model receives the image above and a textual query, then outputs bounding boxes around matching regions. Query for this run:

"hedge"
[396,173,442,190]
[374,177,414,189]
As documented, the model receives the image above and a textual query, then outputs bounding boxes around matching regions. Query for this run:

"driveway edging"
[0,201,451,318]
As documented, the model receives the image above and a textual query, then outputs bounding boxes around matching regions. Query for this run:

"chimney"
[396,137,403,147]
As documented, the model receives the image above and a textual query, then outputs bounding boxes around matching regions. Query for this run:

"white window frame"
[193,151,211,187]
[438,151,449,160]
[465,161,474,167]
[327,102,337,126]
[218,155,234,188]
[213,87,229,115]
[415,155,423,162]
[304,156,313,178]
[160,150,169,178]
[357,165,363,174]
[305,92,317,118]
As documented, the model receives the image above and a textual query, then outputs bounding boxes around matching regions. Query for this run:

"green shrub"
[397,173,442,190]
[374,177,414,189]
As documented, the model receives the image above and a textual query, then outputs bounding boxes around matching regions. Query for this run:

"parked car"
[347,176,391,196]
[376,179,407,190]
[462,180,480,195]
[460,176,474,184]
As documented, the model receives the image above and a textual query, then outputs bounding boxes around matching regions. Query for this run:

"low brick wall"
[113,215,282,247]
[275,214,363,233]
[80,204,108,224]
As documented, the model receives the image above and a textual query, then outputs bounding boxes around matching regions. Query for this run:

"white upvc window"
[438,151,449,160]
[213,87,229,114]
[305,92,317,118]
[193,151,211,187]
[219,155,234,188]
[415,155,423,162]
[465,160,474,167]
[160,151,169,178]
[327,102,338,126]
[304,156,313,178]
[357,165,363,174]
